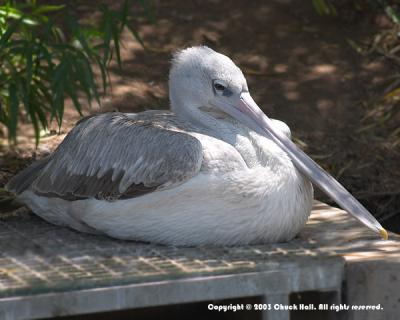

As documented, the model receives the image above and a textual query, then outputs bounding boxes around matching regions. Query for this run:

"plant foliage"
[0,0,146,144]
[311,0,400,148]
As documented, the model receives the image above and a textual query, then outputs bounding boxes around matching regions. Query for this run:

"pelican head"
[169,46,249,123]
[169,46,387,240]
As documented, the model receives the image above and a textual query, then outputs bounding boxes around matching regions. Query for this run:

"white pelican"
[6,46,387,246]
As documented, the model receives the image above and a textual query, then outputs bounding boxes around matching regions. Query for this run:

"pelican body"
[6,47,386,245]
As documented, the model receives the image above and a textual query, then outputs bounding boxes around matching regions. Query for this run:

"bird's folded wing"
[7,112,203,200]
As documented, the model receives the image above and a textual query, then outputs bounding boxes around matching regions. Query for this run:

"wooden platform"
[0,202,398,320]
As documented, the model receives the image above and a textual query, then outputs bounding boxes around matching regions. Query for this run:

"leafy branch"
[0,0,148,145]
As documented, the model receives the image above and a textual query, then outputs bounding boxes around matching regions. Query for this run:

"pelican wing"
[7,112,203,200]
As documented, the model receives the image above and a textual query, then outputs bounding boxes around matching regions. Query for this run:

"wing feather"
[7,112,203,200]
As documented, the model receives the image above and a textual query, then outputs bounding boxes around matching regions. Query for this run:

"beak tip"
[379,228,389,240]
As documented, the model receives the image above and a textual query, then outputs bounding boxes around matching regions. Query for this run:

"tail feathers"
[5,157,50,194]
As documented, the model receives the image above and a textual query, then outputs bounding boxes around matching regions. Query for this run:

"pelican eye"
[214,83,225,91]
[212,80,232,97]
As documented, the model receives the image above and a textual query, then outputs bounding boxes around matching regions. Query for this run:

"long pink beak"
[214,91,388,240]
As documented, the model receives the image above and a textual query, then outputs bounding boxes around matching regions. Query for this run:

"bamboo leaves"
[0,0,147,145]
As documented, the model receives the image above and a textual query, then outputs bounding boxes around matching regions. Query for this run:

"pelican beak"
[213,91,388,240]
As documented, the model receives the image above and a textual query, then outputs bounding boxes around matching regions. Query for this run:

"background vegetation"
[312,0,400,148]
[0,0,146,144]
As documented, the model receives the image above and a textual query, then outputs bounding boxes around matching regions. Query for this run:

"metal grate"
[0,207,334,299]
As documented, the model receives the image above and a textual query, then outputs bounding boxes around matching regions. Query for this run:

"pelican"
[6,46,387,246]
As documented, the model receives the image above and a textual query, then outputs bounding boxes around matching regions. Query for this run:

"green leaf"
[31,92,48,131]
[385,5,400,24]
[126,24,145,48]
[66,82,83,116]
[94,54,109,95]
[0,7,23,20]
[32,5,65,15]
[119,0,130,31]
[111,22,122,68]
[51,59,68,125]
[29,104,40,146]
[101,10,112,63]
[0,18,21,48]
[74,52,99,104]
[24,43,33,106]
[67,15,95,59]
[8,83,19,142]
[33,78,52,107]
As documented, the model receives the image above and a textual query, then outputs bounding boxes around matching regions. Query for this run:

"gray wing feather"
[7,112,203,200]
[6,157,51,194]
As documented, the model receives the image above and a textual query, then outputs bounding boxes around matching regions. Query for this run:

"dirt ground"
[1,0,399,233]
